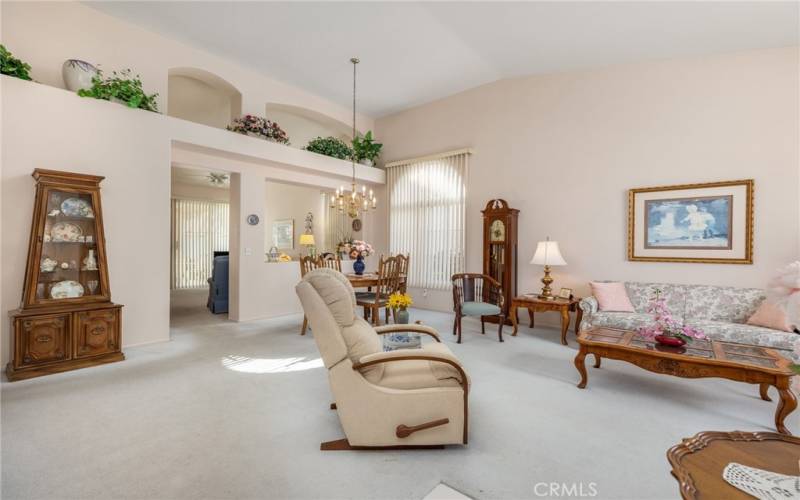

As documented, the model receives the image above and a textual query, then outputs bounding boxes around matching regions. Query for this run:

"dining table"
[344,273,406,289]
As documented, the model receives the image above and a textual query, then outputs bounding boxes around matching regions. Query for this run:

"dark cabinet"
[481,199,519,324]
[7,169,123,381]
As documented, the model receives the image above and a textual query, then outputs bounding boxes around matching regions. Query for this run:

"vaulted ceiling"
[87,1,799,117]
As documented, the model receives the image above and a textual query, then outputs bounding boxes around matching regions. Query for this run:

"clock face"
[490,220,505,242]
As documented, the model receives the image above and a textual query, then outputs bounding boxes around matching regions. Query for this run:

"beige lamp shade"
[299,234,316,246]
[530,240,567,266]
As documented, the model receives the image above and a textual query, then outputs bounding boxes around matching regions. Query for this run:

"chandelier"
[330,57,377,219]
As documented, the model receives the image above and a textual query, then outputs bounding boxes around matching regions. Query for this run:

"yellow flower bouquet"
[387,292,413,311]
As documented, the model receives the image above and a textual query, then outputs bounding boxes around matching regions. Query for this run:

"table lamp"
[530,237,567,300]
[299,233,316,258]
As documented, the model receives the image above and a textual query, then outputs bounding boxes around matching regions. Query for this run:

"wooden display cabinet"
[481,199,519,325]
[6,169,123,381]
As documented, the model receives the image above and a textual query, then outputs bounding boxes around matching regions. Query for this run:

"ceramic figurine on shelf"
[82,249,98,271]
[48,209,60,217]
[40,257,58,273]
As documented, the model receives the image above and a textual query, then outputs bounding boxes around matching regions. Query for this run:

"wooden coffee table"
[667,431,800,499]
[575,328,797,434]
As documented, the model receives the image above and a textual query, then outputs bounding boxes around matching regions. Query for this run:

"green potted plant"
[352,130,382,167]
[0,44,32,81]
[78,69,159,113]
[305,136,353,160]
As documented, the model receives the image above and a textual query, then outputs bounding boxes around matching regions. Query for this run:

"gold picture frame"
[627,179,753,264]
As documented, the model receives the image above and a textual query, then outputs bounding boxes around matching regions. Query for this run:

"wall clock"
[247,214,260,226]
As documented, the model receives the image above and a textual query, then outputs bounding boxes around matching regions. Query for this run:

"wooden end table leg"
[593,354,601,369]
[560,308,570,346]
[575,346,588,389]
[528,308,535,328]
[575,307,583,334]
[759,383,772,402]
[775,381,797,435]
[510,302,519,336]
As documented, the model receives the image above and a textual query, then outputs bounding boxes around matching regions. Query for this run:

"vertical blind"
[388,151,468,290]
[171,198,229,289]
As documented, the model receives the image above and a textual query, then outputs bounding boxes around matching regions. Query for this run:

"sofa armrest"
[374,324,441,342]
[579,296,599,316]
[354,349,467,389]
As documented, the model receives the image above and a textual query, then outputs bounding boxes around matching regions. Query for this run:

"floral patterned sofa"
[579,282,799,362]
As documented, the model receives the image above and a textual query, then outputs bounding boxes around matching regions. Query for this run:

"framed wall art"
[628,180,753,264]
[272,219,294,250]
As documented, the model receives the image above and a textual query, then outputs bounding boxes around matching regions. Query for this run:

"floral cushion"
[624,282,686,315]
[583,312,660,332]
[684,285,765,323]
[685,319,799,361]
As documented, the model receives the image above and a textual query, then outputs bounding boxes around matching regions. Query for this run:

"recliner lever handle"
[396,418,450,438]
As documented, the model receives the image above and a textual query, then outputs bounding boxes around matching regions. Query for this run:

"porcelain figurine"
[48,209,60,217]
[40,257,58,273]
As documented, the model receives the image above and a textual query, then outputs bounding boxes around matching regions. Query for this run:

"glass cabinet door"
[36,189,103,302]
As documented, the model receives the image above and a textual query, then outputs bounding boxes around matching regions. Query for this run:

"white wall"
[264,181,324,259]
[168,75,236,129]
[2,79,172,362]
[376,47,800,314]
[1,2,373,132]
[266,108,351,151]
[171,181,230,203]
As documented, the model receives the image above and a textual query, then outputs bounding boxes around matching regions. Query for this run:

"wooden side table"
[667,431,800,499]
[509,295,582,345]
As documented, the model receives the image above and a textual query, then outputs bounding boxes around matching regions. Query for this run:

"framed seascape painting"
[272,219,294,249]
[628,180,753,264]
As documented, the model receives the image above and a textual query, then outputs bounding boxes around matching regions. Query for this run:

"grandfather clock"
[482,199,518,324]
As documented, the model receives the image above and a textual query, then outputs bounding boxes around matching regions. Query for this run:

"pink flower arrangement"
[638,289,706,344]
[339,239,373,259]
[227,115,290,144]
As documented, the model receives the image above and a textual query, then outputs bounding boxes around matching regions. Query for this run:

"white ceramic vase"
[62,59,98,92]
[82,249,98,271]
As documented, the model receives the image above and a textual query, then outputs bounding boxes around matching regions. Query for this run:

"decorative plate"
[61,197,94,218]
[247,214,260,226]
[50,280,84,299]
[50,222,83,242]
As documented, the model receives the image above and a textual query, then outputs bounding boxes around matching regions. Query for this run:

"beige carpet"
[2,289,793,499]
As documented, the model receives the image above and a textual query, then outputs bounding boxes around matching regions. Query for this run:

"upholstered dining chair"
[299,255,320,335]
[318,253,342,272]
[356,255,403,326]
[451,273,505,344]
[295,268,469,449]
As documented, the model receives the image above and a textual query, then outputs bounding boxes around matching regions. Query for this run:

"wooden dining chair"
[451,273,505,344]
[317,253,342,272]
[395,253,410,294]
[356,255,403,326]
[299,255,320,335]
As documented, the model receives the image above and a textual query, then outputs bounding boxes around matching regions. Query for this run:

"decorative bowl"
[655,334,686,347]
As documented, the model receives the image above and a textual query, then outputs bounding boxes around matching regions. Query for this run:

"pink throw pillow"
[590,282,635,312]
[747,301,793,332]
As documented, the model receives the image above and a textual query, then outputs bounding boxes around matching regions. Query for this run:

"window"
[388,150,468,290]
[171,199,229,289]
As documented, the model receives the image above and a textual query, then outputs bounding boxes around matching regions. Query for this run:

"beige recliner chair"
[296,268,469,450]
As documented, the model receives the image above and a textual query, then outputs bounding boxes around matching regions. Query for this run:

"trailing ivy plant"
[0,44,32,81]
[78,69,159,113]
[352,130,382,165]
[305,136,353,160]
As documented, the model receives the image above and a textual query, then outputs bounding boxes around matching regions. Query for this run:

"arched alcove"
[168,67,242,129]
[265,103,353,150]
